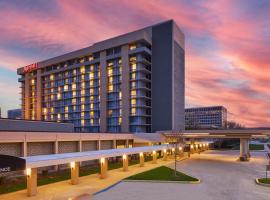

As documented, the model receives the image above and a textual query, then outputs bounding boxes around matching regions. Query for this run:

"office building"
[7,109,22,119]
[185,106,227,129]
[17,20,185,133]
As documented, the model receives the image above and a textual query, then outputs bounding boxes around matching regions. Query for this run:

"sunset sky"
[0,0,269,127]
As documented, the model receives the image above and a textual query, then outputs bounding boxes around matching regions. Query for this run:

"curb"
[255,178,270,187]
[123,179,200,184]
[93,181,122,196]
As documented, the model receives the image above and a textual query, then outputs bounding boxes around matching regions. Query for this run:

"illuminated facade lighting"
[17,20,185,133]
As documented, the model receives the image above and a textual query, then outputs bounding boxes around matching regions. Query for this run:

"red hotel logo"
[23,63,38,73]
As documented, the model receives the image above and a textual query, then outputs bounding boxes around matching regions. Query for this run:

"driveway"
[93,151,270,200]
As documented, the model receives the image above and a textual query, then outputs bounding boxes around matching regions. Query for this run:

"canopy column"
[26,168,37,197]
[240,138,249,161]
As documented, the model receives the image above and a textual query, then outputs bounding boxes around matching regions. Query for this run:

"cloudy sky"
[0,0,269,126]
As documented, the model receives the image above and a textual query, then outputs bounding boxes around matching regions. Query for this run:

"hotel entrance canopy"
[163,129,270,139]
[24,144,171,168]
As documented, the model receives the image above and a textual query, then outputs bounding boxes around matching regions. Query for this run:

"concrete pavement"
[94,151,270,200]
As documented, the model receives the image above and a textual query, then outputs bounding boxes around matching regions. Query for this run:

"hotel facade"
[17,20,185,133]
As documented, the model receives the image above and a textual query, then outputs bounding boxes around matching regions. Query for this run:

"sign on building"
[0,155,26,173]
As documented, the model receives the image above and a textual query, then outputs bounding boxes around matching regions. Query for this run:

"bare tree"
[165,130,184,176]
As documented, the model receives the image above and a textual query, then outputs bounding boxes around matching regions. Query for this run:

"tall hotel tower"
[17,20,185,133]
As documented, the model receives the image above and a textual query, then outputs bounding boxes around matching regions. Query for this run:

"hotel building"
[185,106,227,129]
[17,20,185,133]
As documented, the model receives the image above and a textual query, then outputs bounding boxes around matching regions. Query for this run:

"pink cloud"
[0,0,269,127]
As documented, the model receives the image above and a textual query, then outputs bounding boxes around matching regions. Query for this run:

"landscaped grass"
[232,144,264,151]
[125,166,198,182]
[258,178,270,184]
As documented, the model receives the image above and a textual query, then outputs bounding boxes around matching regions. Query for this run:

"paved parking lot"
[94,151,270,200]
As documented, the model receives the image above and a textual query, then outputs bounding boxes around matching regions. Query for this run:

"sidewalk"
[0,159,174,200]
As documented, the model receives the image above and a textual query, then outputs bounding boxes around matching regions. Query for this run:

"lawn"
[257,178,270,184]
[125,166,198,182]
[232,144,264,151]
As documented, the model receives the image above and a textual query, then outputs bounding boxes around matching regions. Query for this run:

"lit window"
[131,99,136,106]
[89,56,93,61]
[89,72,94,79]
[81,112,84,118]
[81,75,84,80]
[72,91,76,97]
[129,44,136,50]
[80,66,85,73]
[108,62,113,67]
[90,119,94,125]
[108,68,113,76]
[131,90,136,97]
[73,69,76,75]
[118,59,122,65]
[81,82,85,88]
[72,83,76,90]
[57,113,61,120]
[81,97,85,103]
[72,98,76,104]
[118,117,122,125]
[108,110,112,117]
[50,114,54,120]
[90,80,94,86]
[50,94,54,100]
[90,103,94,109]
[131,73,136,79]
[108,85,113,92]
[81,119,85,126]
[31,79,35,85]
[131,108,136,115]
[80,58,85,63]
[57,93,61,99]
[81,104,85,111]
[90,65,94,71]
[119,92,122,99]
[90,111,94,117]
[131,63,136,71]
[51,107,54,113]
[65,113,68,119]
[130,57,136,62]
[43,108,47,114]
[81,90,85,96]
[64,85,68,91]
[44,115,47,120]
[90,88,94,94]
[108,77,113,84]
[65,106,68,112]
[50,74,54,81]
[90,96,94,101]
[131,82,136,88]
